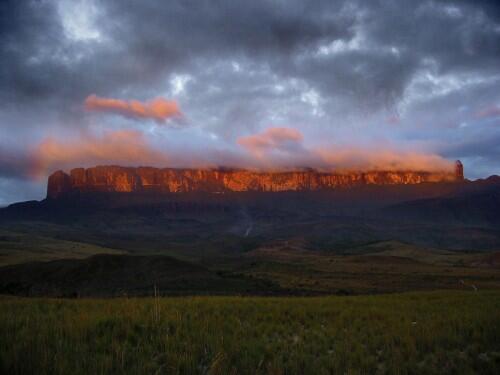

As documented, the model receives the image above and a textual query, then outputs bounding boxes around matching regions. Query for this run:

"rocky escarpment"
[46,162,464,199]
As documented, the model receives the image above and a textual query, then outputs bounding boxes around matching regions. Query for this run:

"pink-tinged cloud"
[237,127,454,172]
[475,105,500,119]
[237,127,304,157]
[386,115,400,125]
[84,95,181,122]
[314,147,454,172]
[29,126,454,179]
[32,130,169,176]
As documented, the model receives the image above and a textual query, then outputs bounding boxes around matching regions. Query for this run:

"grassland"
[1,231,499,296]
[0,229,124,266]
[238,240,500,294]
[1,291,499,374]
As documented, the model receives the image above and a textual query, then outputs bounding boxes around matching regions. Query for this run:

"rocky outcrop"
[47,170,72,200]
[455,160,464,180]
[46,162,464,199]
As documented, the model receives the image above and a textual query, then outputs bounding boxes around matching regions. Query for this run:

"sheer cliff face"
[46,165,463,199]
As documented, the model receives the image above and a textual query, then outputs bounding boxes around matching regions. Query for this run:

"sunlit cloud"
[475,105,500,119]
[237,127,454,172]
[32,130,169,176]
[84,95,181,123]
[314,147,454,172]
[23,124,457,180]
[237,127,304,157]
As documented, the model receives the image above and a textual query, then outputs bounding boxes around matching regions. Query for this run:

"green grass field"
[1,291,499,374]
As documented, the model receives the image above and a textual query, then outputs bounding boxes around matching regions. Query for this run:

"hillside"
[0,171,499,297]
[0,254,277,297]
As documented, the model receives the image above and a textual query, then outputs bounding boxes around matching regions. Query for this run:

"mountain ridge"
[46,164,464,199]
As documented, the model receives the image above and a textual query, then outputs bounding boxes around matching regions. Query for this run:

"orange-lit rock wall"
[46,165,464,199]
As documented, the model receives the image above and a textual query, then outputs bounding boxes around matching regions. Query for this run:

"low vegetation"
[0,229,123,267]
[1,291,499,374]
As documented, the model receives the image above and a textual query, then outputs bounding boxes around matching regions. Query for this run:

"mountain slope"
[0,254,278,297]
[383,177,500,225]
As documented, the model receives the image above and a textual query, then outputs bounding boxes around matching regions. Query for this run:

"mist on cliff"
[29,127,454,177]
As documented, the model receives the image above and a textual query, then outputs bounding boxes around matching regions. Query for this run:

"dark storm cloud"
[0,0,351,107]
[1,0,500,203]
[1,0,498,113]
[0,1,90,105]
[97,0,500,117]
[101,0,353,58]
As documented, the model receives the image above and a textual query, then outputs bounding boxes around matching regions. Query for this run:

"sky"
[0,0,499,204]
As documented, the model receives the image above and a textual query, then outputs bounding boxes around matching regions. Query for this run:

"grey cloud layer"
[0,0,499,202]
[3,1,498,110]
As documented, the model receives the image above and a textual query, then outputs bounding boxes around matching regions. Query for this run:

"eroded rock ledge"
[46,162,464,199]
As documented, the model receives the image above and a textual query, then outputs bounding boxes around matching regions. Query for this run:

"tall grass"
[0,291,499,374]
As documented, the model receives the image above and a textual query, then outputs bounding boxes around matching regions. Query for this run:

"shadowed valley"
[1,165,499,297]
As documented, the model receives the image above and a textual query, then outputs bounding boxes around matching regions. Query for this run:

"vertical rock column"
[46,170,72,199]
[455,160,464,180]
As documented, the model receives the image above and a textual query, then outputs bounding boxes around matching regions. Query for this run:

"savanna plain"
[1,291,500,374]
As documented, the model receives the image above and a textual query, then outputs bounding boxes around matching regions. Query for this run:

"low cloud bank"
[237,128,454,172]
[237,127,304,157]
[24,127,454,177]
[31,130,169,176]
